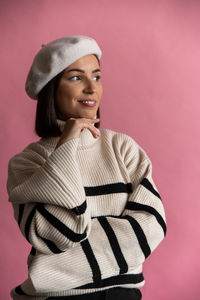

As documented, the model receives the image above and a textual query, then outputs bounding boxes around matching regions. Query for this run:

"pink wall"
[1,0,200,299]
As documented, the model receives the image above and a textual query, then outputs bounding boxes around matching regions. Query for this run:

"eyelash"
[69,75,101,81]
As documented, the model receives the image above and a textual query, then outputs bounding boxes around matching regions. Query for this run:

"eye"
[93,75,101,81]
[69,76,80,81]
[68,75,101,82]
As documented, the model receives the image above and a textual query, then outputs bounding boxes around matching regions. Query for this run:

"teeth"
[80,101,95,104]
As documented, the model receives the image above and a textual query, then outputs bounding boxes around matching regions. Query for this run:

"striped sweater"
[7,119,167,299]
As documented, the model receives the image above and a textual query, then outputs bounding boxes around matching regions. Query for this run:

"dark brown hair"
[35,55,101,138]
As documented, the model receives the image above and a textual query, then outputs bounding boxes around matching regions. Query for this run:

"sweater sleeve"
[7,138,91,254]
[83,137,167,273]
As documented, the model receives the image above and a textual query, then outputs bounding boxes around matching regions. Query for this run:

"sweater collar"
[56,119,100,147]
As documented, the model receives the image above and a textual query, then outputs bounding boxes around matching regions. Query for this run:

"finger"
[86,124,100,137]
[90,118,100,122]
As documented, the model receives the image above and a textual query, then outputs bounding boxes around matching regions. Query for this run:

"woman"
[7,35,167,300]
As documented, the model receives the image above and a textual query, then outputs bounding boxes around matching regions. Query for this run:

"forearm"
[83,160,166,272]
[8,138,85,210]
[13,201,91,254]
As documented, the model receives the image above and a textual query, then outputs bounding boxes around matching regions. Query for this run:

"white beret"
[25,35,102,100]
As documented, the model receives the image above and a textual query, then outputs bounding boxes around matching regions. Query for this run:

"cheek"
[56,83,76,103]
[57,85,69,98]
[98,84,103,97]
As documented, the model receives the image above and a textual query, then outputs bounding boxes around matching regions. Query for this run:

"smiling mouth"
[78,99,97,107]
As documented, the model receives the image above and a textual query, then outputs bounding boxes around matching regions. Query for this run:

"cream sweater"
[7,120,167,299]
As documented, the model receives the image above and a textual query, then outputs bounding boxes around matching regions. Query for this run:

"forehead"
[65,54,99,71]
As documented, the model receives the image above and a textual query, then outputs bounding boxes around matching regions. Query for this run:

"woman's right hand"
[55,117,100,149]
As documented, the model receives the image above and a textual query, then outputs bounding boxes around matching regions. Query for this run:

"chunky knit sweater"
[7,120,167,299]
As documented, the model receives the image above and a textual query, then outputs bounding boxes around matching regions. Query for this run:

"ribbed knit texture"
[7,120,167,299]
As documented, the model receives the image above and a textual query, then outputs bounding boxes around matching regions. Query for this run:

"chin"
[79,113,97,119]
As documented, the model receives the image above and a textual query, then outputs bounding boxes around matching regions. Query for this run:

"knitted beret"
[25,35,102,100]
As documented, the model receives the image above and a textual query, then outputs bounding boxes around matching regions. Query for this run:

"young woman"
[7,35,167,300]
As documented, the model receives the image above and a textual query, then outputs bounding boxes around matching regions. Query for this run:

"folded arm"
[7,138,91,254]
[84,137,167,273]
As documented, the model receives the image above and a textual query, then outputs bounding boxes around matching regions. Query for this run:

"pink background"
[1,0,200,299]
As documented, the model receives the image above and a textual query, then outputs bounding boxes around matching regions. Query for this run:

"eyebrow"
[66,68,101,73]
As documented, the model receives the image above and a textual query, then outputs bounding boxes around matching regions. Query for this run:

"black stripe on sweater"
[123,215,151,259]
[85,182,133,196]
[34,217,63,254]
[81,239,101,282]
[71,200,87,215]
[36,203,87,242]
[140,178,161,200]
[98,217,128,274]
[30,246,36,256]
[24,206,37,242]
[18,204,24,227]
[75,273,144,289]
[38,235,63,254]
[126,202,167,236]
[15,285,27,295]
[23,205,64,252]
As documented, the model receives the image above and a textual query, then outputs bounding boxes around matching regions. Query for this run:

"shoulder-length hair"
[35,54,101,138]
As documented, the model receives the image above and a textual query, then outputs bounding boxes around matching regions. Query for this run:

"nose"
[83,79,96,94]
